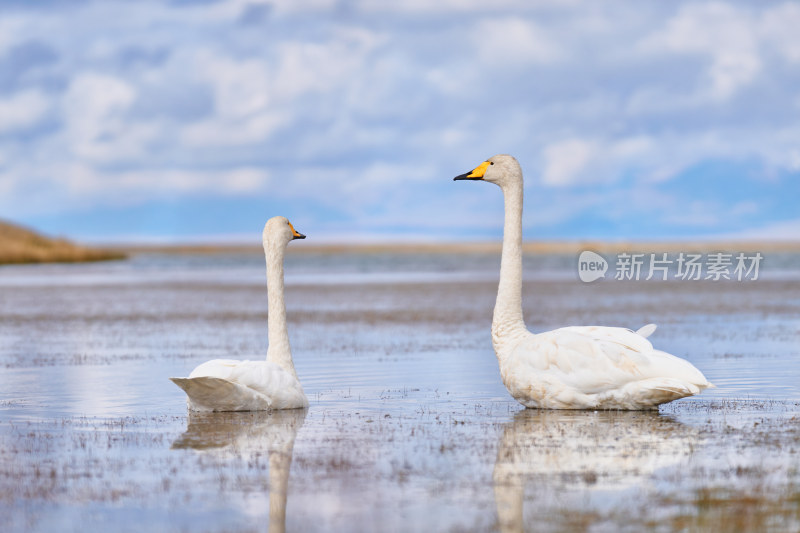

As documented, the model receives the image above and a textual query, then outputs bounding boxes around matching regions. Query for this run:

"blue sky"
[1,0,799,243]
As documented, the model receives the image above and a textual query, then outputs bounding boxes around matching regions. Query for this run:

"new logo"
[578,250,608,282]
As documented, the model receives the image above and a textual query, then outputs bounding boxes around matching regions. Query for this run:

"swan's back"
[171,359,308,412]
[500,326,712,410]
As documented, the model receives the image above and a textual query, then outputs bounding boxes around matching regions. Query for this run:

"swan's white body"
[170,217,308,411]
[455,155,713,410]
[497,323,710,409]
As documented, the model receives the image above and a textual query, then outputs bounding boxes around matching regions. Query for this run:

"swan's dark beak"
[453,160,490,181]
[453,172,482,181]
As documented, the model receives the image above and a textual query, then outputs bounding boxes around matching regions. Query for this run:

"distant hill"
[0,220,126,265]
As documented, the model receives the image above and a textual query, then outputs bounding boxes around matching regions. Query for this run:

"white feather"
[636,323,657,338]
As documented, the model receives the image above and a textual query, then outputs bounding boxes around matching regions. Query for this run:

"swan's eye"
[490,162,494,165]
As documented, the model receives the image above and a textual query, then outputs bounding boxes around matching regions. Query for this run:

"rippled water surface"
[1,251,799,532]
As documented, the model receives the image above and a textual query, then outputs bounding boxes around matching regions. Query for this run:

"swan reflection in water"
[173,409,307,533]
[493,409,699,532]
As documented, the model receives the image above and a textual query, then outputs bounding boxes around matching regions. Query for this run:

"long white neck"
[265,240,297,379]
[491,179,527,354]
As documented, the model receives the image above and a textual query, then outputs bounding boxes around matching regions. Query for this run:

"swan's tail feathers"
[619,377,703,408]
[170,376,272,412]
[636,323,657,338]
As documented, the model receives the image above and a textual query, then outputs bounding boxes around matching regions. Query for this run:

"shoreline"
[0,251,127,266]
[0,220,126,266]
[108,239,800,255]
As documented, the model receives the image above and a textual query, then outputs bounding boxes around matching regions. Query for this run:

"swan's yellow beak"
[288,222,306,240]
[454,161,490,181]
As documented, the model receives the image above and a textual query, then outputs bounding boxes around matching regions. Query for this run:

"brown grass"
[115,239,800,256]
[0,219,126,265]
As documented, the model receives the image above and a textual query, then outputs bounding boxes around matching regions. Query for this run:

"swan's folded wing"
[569,326,711,388]
[185,359,308,410]
[170,376,272,412]
[226,362,309,409]
[521,326,708,394]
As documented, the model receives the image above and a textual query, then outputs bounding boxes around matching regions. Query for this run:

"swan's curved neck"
[266,241,298,379]
[492,179,526,350]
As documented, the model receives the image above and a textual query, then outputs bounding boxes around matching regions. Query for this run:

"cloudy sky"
[1,0,799,243]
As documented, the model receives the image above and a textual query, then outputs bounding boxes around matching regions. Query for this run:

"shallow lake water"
[1,251,799,532]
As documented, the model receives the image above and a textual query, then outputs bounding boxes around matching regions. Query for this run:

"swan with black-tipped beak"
[454,154,713,409]
[170,216,309,411]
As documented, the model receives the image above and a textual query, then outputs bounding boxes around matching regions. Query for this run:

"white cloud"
[60,73,157,162]
[229,0,340,17]
[224,167,272,192]
[0,90,50,133]
[356,0,577,14]
[760,3,800,63]
[474,17,563,66]
[537,122,800,190]
[180,51,285,147]
[608,136,654,163]
[196,52,272,119]
[179,28,382,148]
[0,159,271,219]
[279,161,434,213]
[539,134,694,189]
[642,2,760,101]
[65,165,271,196]
[0,15,27,56]
[542,139,598,186]
[273,28,384,99]
[182,112,287,147]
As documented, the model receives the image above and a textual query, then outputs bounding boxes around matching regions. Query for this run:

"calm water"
[1,251,799,531]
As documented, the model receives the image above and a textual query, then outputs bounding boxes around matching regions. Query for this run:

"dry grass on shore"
[116,239,800,256]
[0,220,126,265]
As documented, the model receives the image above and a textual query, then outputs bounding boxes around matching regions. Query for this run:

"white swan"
[454,154,713,409]
[170,216,309,411]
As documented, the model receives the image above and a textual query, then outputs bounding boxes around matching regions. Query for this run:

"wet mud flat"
[1,258,799,531]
